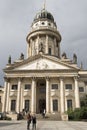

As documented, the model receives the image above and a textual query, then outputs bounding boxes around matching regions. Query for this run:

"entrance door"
[36,79,46,113]
[39,99,46,113]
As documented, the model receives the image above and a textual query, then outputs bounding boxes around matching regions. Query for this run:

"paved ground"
[0,120,87,130]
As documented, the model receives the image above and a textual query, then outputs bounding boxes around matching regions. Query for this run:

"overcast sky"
[0,0,87,86]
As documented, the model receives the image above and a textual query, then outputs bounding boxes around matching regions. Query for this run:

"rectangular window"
[52,84,58,89]
[48,48,51,55]
[53,99,58,111]
[25,84,31,90]
[67,99,72,109]
[25,100,30,112]
[56,42,58,47]
[65,84,72,90]
[79,87,84,92]
[0,96,1,103]
[12,85,18,90]
[11,100,16,111]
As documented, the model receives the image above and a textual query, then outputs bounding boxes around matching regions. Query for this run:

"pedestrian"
[27,113,31,130]
[42,109,46,118]
[32,114,36,130]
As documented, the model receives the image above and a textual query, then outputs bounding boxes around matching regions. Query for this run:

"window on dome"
[56,42,58,47]
[42,22,45,25]
[35,23,38,26]
[48,23,51,26]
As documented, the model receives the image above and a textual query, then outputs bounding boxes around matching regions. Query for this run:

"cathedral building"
[2,8,87,118]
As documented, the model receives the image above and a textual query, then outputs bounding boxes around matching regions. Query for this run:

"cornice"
[26,28,61,42]
[4,54,80,73]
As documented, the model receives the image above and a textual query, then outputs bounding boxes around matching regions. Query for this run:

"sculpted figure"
[20,53,24,60]
[62,52,67,59]
[8,55,11,64]
[39,42,44,53]
[73,53,77,64]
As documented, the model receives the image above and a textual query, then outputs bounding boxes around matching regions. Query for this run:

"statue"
[20,53,24,60]
[39,42,44,53]
[62,52,67,59]
[8,55,11,64]
[73,53,77,64]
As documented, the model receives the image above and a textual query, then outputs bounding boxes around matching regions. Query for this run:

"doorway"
[36,79,46,113]
[39,99,46,113]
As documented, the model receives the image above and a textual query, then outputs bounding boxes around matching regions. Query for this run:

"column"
[85,82,87,94]
[46,35,48,54]
[20,84,23,112]
[6,80,10,112]
[37,35,40,54]
[31,78,36,113]
[2,78,8,112]
[16,78,21,113]
[60,78,64,113]
[27,43,29,58]
[46,78,50,113]
[74,77,80,108]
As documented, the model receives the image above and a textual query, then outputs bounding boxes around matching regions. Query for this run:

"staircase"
[6,112,61,121]
[36,113,61,121]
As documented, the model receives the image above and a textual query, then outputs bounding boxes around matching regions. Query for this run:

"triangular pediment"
[14,58,74,71]
[5,54,79,71]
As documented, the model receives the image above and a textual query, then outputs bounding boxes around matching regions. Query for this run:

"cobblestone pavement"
[0,120,87,130]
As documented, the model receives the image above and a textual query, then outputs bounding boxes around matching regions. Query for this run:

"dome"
[34,9,54,22]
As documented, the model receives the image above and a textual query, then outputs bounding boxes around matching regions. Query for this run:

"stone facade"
[0,86,4,112]
[2,8,87,117]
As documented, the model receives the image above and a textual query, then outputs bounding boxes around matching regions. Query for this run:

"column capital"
[31,77,36,81]
[18,77,24,82]
[59,77,64,81]
[4,77,10,82]
[74,76,79,81]
[46,77,50,81]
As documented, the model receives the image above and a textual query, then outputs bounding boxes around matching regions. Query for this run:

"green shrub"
[67,107,87,121]
[66,109,74,120]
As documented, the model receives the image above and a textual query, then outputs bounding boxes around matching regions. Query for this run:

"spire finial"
[43,0,46,10]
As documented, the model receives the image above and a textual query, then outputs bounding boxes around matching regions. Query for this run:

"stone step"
[35,113,61,121]
[7,112,61,121]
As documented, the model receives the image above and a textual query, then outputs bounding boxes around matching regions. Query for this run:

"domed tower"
[26,8,61,58]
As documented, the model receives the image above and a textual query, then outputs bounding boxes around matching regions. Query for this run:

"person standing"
[32,114,36,130]
[27,113,31,130]
[42,109,46,118]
